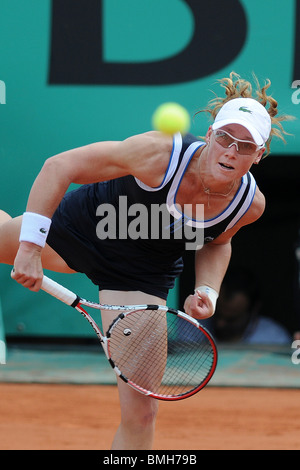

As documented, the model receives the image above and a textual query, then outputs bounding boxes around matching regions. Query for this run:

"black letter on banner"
[49,0,247,85]
[293,0,300,82]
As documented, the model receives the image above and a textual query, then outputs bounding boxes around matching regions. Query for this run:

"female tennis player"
[0,72,291,450]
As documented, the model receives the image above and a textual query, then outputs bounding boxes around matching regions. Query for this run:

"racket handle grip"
[41,275,78,306]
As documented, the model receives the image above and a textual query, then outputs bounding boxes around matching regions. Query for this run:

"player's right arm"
[12,132,173,290]
[26,132,172,218]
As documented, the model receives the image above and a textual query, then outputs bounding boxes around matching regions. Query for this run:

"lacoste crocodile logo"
[39,228,47,234]
[239,106,252,113]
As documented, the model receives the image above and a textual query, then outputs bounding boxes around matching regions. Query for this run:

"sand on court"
[0,383,299,450]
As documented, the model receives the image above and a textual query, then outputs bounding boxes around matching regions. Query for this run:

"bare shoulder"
[245,185,266,223]
[122,130,172,150]
[119,131,174,186]
[210,185,265,245]
[230,184,265,228]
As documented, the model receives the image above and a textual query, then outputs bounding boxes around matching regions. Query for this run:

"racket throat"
[100,337,109,357]
[101,338,123,378]
[108,358,127,382]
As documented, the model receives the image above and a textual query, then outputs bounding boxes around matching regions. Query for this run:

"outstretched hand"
[184,290,215,320]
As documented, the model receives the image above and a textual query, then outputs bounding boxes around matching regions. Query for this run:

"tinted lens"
[214,131,257,155]
[237,141,258,155]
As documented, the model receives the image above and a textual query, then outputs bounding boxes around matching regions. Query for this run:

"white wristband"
[195,285,219,312]
[19,212,52,248]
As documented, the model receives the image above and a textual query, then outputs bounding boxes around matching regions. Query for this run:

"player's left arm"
[184,188,266,319]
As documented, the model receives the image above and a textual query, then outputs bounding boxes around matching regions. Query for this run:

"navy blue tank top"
[47,133,257,298]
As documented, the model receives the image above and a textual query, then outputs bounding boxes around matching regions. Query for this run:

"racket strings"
[108,309,215,398]
[109,309,167,391]
[166,318,214,388]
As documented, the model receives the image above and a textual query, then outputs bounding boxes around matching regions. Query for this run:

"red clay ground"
[0,384,299,450]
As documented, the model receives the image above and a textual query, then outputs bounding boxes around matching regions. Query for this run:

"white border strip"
[0,340,6,365]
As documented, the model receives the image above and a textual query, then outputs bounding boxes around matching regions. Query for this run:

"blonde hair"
[198,72,294,157]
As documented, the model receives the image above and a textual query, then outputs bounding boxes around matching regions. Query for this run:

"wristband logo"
[39,228,47,234]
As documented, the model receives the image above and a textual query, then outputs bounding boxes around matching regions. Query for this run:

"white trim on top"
[134,132,183,191]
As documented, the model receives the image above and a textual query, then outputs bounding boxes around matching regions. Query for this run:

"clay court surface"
[0,383,299,450]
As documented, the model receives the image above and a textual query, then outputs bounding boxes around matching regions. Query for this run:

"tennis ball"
[152,102,190,135]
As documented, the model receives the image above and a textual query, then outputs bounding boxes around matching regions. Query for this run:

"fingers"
[184,292,214,320]
[11,268,43,292]
[11,243,44,292]
[195,290,212,309]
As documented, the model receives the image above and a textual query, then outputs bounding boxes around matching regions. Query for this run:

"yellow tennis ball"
[152,102,190,135]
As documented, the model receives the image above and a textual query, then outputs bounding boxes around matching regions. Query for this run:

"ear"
[206,126,213,143]
[254,148,265,164]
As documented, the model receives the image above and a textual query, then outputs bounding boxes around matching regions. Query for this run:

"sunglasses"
[213,129,264,155]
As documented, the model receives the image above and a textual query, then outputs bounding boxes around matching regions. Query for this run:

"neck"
[198,145,237,196]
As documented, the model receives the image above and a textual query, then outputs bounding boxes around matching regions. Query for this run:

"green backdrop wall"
[0,0,299,337]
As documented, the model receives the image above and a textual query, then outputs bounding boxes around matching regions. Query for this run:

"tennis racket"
[41,275,218,401]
